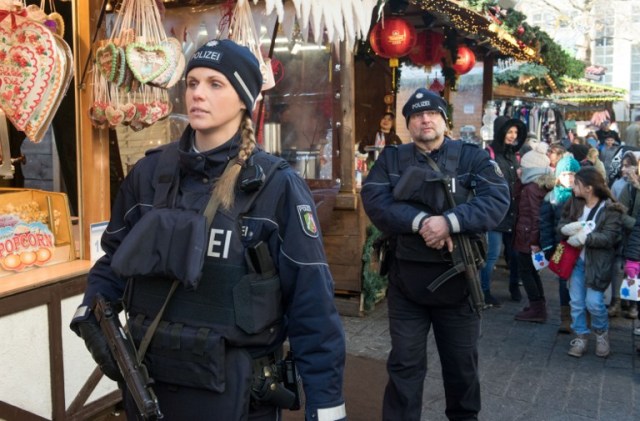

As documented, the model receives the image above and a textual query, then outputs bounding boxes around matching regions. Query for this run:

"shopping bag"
[620,277,640,301]
[548,240,581,279]
[531,250,549,271]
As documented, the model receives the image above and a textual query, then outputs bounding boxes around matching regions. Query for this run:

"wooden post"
[482,53,494,107]
[335,41,358,210]
[74,0,111,259]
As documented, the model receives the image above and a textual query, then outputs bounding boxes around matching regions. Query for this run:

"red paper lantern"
[408,31,445,66]
[452,45,476,75]
[369,17,417,59]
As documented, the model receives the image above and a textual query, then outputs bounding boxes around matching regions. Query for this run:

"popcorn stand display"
[0,188,74,275]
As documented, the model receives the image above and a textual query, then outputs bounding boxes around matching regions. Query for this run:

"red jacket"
[513,173,555,253]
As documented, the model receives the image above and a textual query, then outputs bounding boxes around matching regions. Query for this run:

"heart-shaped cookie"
[47,12,65,37]
[25,5,47,23]
[125,42,171,84]
[95,43,119,82]
[0,19,57,132]
[89,101,108,129]
[120,103,137,122]
[105,105,125,126]
[115,47,127,86]
[24,33,74,142]
[149,38,183,88]
[165,52,185,89]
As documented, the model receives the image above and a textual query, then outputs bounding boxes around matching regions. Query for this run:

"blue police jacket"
[71,126,346,420]
[361,138,510,240]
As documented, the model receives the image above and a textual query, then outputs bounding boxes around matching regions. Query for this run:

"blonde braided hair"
[212,113,257,210]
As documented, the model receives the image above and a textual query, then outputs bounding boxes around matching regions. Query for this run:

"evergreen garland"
[361,225,388,311]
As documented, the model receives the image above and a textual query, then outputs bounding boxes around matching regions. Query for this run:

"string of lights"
[410,0,541,63]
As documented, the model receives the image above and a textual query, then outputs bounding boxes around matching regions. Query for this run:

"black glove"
[77,319,123,383]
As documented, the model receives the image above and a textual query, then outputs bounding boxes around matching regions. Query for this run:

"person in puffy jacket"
[558,167,624,358]
[481,115,527,306]
[539,155,581,333]
[69,39,346,421]
[513,143,555,323]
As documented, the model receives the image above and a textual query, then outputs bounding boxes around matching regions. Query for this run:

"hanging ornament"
[369,17,416,91]
[408,31,444,67]
[369,17,416,59]
[452,45,476,75]
[428,78,444,93]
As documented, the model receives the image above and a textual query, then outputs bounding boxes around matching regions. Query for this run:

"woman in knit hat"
[540,155,582,333]
[513,142,555,322]
[70,39,347,420]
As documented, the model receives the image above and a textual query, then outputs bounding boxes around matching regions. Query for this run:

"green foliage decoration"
[361,225,388,311]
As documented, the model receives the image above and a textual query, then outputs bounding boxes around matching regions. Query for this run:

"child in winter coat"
[609,151,640,319]
[558,167,624,358]
[539,155,582,333]
[513,143,555,322]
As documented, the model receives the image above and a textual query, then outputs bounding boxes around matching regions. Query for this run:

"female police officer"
[70,39,346,421]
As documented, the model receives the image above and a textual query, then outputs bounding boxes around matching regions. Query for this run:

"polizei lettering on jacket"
[207,228,232,258]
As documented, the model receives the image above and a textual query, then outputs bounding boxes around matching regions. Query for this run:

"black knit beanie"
[401,88,448,127]
[185,39,262,113]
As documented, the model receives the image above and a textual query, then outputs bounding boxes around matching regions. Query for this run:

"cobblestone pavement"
[341,265,640,421]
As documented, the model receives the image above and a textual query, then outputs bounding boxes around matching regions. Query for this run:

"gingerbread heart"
[105,105,125,126]
[95,43,119,82]
[0,19,57,132]
[165,52,185,89]
[134,103,149,122]
[25,5,47,23]
[114,47,127,86]
[125,42,171,84]
[47,12,65,37]
[149,38,183,88]
[120,103,137,122]
[25,33,74,142]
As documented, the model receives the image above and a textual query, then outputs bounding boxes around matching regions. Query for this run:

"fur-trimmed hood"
[536,173,556,190]
[492,116,527,154]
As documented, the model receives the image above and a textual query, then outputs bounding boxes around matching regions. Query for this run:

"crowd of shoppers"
[480,117,640,359]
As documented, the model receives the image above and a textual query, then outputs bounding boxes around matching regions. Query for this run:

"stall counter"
[0,260,121,421]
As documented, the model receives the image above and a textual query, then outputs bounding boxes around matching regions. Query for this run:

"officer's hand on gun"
[419,216,454,252]
[77,316,123,383]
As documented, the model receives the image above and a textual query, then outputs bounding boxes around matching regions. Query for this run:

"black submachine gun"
[94,294,163,420]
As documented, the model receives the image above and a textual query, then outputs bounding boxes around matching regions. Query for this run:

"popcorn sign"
[0,215,54,272]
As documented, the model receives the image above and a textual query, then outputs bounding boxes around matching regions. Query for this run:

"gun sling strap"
[419,146,468,292]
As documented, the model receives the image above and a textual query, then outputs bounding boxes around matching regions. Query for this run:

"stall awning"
[552,77,627,104]
[164,0,378,47]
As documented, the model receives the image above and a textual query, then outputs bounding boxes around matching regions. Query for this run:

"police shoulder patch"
[297,204,319,238]
[490,160,504,178]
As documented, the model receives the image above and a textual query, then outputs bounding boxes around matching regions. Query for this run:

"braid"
[211,113,257,210]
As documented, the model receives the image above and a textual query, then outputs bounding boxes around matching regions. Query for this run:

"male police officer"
[361,88,509,421]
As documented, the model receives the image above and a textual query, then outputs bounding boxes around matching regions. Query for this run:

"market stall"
[0,0,378,419]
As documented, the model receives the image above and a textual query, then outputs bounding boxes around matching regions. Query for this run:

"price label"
[90,222,108,263]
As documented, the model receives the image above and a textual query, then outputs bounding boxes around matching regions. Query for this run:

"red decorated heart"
[0,19,56,131]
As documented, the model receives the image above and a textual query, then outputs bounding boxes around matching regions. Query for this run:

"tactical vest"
[390,140,475,263]
[123,143,286,391]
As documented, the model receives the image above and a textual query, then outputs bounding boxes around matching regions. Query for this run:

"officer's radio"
[239,156,265,192]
